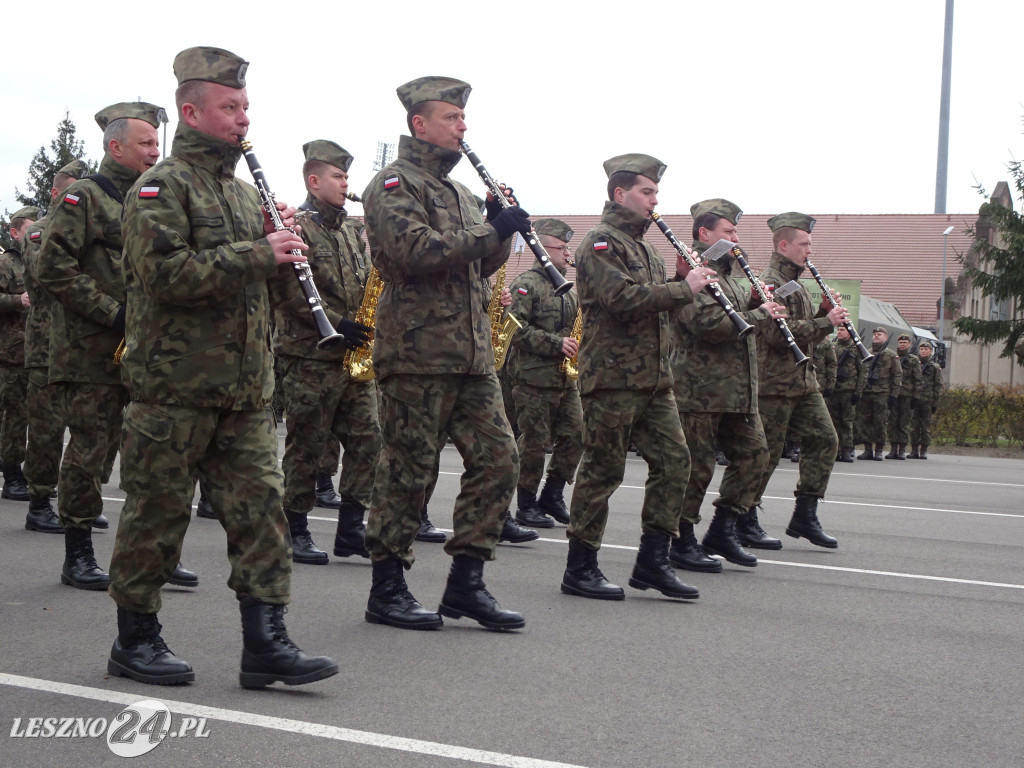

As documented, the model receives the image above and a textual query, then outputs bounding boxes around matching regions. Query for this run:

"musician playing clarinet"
[751,213,847,549]
[108,46,337,689]
[668,199,789,574]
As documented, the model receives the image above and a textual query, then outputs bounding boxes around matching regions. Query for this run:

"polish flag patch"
[63,194,80,205]
[517,287,528,295]
[593,241,608,250]
[139,186,160,198]
[383,177,400,190]
[29,231,41,241]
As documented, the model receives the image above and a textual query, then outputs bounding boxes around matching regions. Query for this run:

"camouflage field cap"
[873,326,889,334]
[95,102,167,130]
[689,198,743,224]
[897,333,911,342]
[603,153,666,182]
[11,206,41,221]
[397,76,471,111]
[303,140,353,172]
[767,212,816,233]
[56,159,90,180]
[173,46,248,88]
[533,218,574,242]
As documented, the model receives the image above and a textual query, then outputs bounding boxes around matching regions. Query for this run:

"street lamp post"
[939,225,954,347]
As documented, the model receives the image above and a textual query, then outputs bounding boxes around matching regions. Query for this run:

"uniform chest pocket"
[191,216,225,228]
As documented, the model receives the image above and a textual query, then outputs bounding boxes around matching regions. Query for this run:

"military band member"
[38,101,165,589]
[562,154,715,601]
[107,46,337,688]
[668,199,787,573]
[750,213,845,549]
[0,206,39,503]
[506,217,582,529]
[856,327,902,460]
[909,341,943,459]
[361,76,527,631]
[272,140,377,565]
[886,333,921,459]
[827,325,867,462]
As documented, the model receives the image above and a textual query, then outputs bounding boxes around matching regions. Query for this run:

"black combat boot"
[790,445,801,463]
[715,448,730,467]
[701,508,757,567]
[108,607,195,685]
[786,493,838,549]
[885,443,898,459]
[25,495,62,533]
[908,445,920,459]
[668,522,722,573]
[92,512,109,529]
[919,446,928,459]
[536,476,571,525]
[195,487,216,518]
[499,510,539,543]
[1,462,30,501]
[629,531,699,599]
[837,447,855,463]
[438,555,525,630]
[561,537,624,600]
[314,472,342,509]
[333,500,369,558]
[61,527,111,590]
[894,444,907,460]
[873,443,886,461]
[238,597,339,688]
[365,557,443,629]
[286,511,328,565]
[168,562,198,588]
[735,505,783,549]
[514,486,554,528]
[415,504,447,543]
[857,443,873,460]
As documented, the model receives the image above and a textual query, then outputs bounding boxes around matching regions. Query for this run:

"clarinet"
[804,259,874,362]
[239,140,345,350]
[650,213,753,339]
[460,141,573,297]
[729,246,809,366]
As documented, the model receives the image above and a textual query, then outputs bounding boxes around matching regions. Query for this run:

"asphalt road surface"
[1,435,1021,767]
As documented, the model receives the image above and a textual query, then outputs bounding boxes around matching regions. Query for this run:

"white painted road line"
[0,673,589,768]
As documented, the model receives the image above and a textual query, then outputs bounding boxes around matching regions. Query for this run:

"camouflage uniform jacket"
[38,155,139,385]
[507,263,578,390]
[0,244,28,365]
[361,135,511,380]
[757,252,833,397]
[21,218,55,369]
[896,348,922,397]
[271,193,369,362]
[670,242,769,413]
[119,123,278,409]
[813,337,837,392]
[575,201,694,396]
[864,342,902,396]
[833,337,868,395]
[919,359,943,406]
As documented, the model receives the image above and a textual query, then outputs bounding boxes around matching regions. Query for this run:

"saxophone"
[489,263,522,370]
[560,308,582,380]
[344,266,383,381]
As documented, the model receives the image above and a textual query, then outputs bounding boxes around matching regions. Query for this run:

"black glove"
[931,404,938,414]
[888,396,897,410]
[335,318,372,351]
[850,394,861,405]
[112,305,126,336]
[484,186,515,221]
[823,388,834,398]
[490,206,531,241]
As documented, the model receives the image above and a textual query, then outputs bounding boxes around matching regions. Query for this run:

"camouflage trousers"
[856,392,890,445]
[887,395,914,445]
[754,392,839,502]
[678,411,769,524]
[0,363,28,467]
[319,439,341,476]
[279,357,381,514]
[910,401,935,447]
[499,369,519,440]
[512,383,583,493]
[367,373,519,567]
[568,387,689,550]
[24,368,66,498]
[826,390,859,450]
[109,403,290,615]
[58,382,128,530]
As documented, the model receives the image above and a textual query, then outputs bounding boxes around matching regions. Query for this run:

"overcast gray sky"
[2,0,1021,220]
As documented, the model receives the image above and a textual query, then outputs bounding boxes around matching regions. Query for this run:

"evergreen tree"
[955,153,1024,366]
[1,111,96,249]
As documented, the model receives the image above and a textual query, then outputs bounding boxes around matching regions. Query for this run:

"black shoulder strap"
[85,174,123,206]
